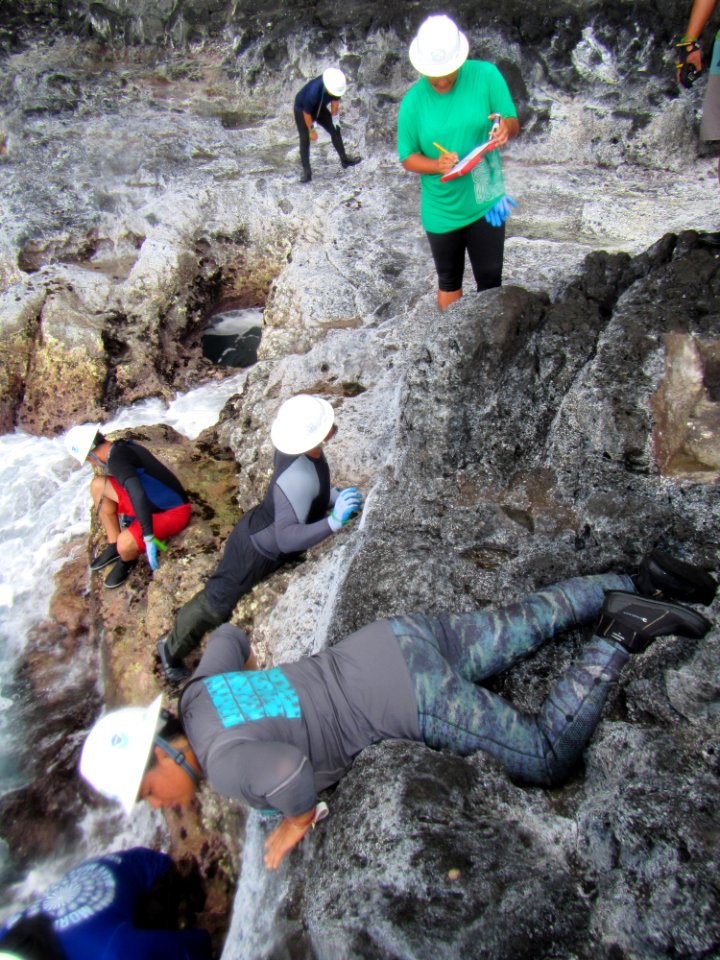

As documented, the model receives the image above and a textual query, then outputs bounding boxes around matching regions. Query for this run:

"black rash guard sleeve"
[107,441,187,538]
[122,475,154,538]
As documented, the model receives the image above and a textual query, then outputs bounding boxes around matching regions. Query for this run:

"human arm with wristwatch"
[677,0,718,87]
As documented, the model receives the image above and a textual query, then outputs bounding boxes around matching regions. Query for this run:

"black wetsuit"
[107,440,188,538]
[166,450,337,661]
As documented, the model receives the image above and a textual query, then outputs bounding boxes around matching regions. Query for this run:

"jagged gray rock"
[0,2,719,958]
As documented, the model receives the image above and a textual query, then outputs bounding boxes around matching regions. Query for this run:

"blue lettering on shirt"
[204,669,301,728]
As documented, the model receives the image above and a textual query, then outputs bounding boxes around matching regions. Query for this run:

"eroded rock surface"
[1,2,719,958]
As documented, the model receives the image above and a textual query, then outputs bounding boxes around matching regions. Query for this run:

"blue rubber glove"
[144,535,159,571]
[332,114,340,129]
[328,487,363,532]
[485,195,517,228]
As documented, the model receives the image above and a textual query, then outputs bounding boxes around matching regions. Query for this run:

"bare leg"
[90,475,120,544]
[116,529,140,561]
[90,476,140,561]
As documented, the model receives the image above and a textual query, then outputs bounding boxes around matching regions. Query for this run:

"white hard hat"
[409,14,469,77]
[322,67,347,97]
[79,695,163,815]
[270,395,335,455]
[64,422,102,465]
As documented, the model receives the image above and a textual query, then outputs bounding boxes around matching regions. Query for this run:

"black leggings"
[294,106,347,172]
[166,518,283,660]
[426,216,505,292]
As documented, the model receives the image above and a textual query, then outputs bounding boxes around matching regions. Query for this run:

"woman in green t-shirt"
[398,15,520,310]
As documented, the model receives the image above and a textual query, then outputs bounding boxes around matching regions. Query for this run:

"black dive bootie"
[90,543,119,571]
[156,638,190,684]
[596,591,712,653]
[635,550,717,606]
[104,558,136,589]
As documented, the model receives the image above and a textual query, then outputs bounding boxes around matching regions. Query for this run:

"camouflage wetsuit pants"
[389,573,633,786]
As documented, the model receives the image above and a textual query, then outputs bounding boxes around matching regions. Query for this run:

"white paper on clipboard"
[439,140,499,183]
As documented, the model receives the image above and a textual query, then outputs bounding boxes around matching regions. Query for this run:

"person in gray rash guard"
[82,550,716,870]
[157,394,363,683]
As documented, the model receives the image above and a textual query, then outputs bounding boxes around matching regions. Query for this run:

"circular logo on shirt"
[29,862,117,931]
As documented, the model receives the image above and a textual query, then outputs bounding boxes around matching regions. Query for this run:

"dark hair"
[93,430,106,449]
[158,709,185,740]
[0,912,67,960]
[143,710,186,775]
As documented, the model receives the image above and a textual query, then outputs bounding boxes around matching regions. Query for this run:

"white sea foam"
[204,308,263,337]
[0,373,246,886]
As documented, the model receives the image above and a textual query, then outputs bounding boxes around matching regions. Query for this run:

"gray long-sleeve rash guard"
[247,451,339,560]
[179,623,420,817]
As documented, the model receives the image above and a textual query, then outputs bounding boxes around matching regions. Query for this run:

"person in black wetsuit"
[64,423,191,590]
[82,550,716,871]
[294,67,362,183]
[156,394,363,683]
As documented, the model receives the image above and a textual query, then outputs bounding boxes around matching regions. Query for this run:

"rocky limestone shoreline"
[1,1,719,957]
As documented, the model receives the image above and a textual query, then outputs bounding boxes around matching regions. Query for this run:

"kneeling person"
[65,424,191,589]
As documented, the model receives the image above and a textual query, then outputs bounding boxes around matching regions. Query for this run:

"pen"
[433,141,450,155]
[489,113,503,135]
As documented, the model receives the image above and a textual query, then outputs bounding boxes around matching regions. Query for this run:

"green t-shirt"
[397,60,518,233]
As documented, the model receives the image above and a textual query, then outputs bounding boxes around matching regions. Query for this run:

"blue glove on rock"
[144,535,159,571]
[328,487,363,532]
[485,195,517,228]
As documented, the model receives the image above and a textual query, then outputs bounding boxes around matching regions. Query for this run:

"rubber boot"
[156,638,190,685]
[635,550,717,606]
[697,231,720,249]
[330,125,361,169]
[595,591,712,653]
[300,165,312,183]
[165,589,226,661]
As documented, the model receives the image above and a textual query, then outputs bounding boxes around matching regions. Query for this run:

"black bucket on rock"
[201,307,263,368]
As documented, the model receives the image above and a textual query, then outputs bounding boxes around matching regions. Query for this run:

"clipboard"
[440,139,499,183]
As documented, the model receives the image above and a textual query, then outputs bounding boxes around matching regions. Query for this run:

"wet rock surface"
[1,1,719,958]
[271,236,720,960]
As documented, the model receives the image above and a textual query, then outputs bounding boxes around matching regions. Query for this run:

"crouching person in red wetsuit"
[65,423,192,589]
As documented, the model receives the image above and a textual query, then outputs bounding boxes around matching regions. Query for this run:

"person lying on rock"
[156,394,363,684]
[64,423,192,590]
[0,847,212,960]
[80,550,716,871]
[294,67,362,183]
